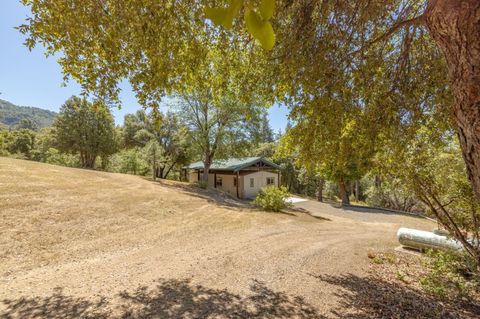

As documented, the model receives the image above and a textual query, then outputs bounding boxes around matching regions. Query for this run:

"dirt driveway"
[0,158,439,318]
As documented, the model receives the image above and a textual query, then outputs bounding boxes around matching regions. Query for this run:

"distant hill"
[0,99,57,130]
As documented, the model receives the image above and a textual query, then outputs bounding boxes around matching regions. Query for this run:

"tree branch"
[354,14,426,54]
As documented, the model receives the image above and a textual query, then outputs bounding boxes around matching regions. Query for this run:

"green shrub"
[196,179,208,189]
[7,152,26,160]
[322,181,337,200]
[364,179,422,213]
[45,148,79,167]
[420,250,479,299]
[254,186,292,212]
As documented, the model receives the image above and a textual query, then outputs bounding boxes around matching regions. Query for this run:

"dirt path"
[0,157,437,318]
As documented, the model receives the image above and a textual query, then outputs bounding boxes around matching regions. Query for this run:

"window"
[266,177,275,186]
[216,176,223,186]
[250,178,254,188]
[233,177,237,187]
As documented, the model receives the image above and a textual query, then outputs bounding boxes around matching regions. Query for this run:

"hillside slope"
[0,98,56,129]
[0,157,442,318]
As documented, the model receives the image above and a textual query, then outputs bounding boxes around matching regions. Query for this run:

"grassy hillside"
[0,98,56,129]
[1,158,457,318]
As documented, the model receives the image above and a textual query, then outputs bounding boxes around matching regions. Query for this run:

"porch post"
[236,171,240,198]
[277,171,280,188]
[197,170,200,181]
[214,172,217,188]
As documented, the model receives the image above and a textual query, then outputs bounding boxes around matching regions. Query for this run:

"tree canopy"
[122,109,191,179]
[53,96,117,168]
[18,0,270,110]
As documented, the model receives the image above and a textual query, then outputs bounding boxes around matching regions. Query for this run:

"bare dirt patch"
[1,157,463,318]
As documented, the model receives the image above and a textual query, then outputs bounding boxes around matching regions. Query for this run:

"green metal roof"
[188,157,280,172]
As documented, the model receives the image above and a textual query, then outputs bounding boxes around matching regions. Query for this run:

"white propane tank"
[397,227,464,252]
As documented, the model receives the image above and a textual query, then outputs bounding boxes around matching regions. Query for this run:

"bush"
[116,148,149,175]
[364,178,422,213]
[45,148,79,167]
[196,179,208,189]
[324,181,339,200]
[254,186,292,212]
[420,250,479,300]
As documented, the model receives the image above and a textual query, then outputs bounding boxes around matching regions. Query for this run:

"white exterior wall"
[243,171,278,199]
[214,174,238,197]
[189,171,199,182]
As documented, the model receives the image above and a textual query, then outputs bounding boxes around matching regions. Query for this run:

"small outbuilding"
[186,157,281,199]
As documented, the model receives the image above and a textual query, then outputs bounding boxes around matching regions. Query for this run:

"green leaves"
[204,7,228,26]
[225,0,243,28]
[245,9,275,50]
[205,0,242,29]
[205,0,276,50]
[259,0,275,20]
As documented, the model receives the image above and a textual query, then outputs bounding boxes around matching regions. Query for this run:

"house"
[186,157,281,199]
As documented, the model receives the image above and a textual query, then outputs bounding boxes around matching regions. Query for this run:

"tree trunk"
[338,179,350,205]
[163,160,177,180]
[355,180,360,202]
[203,166,210,182]
[317,178,324,202]
[374,175,381,188]
[80,151,86,168]
[100,156,109,170]
[425,0,480,199]
[202,153,212,182]
[90,155,96,168]
[83,153,96,169]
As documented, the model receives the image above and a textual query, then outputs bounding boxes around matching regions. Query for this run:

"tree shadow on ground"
[288,206,331,221]
[154,181,323,220]
[311,273,480,318]
[152,179,253,211]
[338,204,425,219]
[1,288,109,319]
[1,279,324,319]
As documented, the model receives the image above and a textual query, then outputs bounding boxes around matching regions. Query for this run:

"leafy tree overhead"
[18,0,269,110]
[53,96,117,168]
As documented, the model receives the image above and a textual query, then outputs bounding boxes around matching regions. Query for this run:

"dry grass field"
[2,157,477,318]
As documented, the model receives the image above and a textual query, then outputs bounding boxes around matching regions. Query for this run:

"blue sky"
[0,1,289,132]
